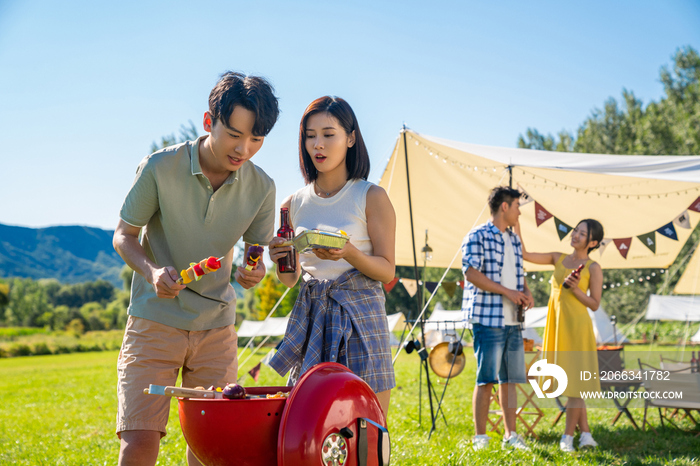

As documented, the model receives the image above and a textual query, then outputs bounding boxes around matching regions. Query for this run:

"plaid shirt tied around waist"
[462,221,524,328]
[269,268,395,393]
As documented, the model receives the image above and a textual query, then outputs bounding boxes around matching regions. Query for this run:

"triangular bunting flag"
[457,281,466,289]
[613,238,632,259]
[425,282,439,294]
[517,185,534,206]
[260,349,276,367]
[637,232,656,253]
[673,210,691,229]
[688,196,700,213]
[598,238,612,257]
[442,282,457,298]
[553,217,573,240]
[657,222,678,241]
[401,278,418,297]
[383,277,399,293]
[534,202,553,227]
[248,362,261,382]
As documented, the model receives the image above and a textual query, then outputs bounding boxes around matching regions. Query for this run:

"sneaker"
[560,434,575,452]
[502,432,530,451]
[578,432,598,449]
[472,434,490,451]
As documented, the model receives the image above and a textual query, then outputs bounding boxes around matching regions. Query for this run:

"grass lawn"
[1,347,698,465]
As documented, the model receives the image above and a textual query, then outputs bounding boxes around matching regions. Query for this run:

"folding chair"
[638,359,700,436]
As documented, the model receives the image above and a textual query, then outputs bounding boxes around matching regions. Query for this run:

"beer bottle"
[563,264,584,289]
[276,208,296,273]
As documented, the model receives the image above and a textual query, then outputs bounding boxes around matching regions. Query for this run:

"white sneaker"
[502,432,530,451]
[560,434,575,452]
[578,432,598,449]
[472,434,490,451]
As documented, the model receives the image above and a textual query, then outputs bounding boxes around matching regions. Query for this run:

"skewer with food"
[176,256,223,284]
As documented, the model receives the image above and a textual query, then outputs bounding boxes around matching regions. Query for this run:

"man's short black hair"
[487,186,521,215]
[208,71,279,137]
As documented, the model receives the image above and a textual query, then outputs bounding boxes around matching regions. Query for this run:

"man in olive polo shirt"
[113,72,279,466]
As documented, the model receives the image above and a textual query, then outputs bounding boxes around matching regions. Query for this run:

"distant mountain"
[0,223,124,288]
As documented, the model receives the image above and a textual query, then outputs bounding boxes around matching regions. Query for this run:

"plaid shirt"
[269,268,395,393]
[462,221,525,328]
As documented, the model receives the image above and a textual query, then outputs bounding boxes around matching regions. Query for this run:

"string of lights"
[405,133,700,199]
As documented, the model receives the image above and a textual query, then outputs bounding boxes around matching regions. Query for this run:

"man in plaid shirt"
[462,186,534,451]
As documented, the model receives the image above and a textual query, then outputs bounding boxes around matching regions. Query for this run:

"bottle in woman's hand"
[562,264,584,289]
[277,207,296,273]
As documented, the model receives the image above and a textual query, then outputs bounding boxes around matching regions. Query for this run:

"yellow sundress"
[541,255,600,398]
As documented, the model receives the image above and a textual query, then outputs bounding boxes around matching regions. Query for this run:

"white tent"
[237,317,290,337]
[646,294,700,321]
[645,294,700,346]
[524,305,628,345]
[237,312,407,339]
[423,303,543,343]
[378,129,700,271]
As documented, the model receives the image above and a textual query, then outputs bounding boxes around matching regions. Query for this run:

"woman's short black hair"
[208,71,279,137]
[298,96,370,184]
[579,219,605,253]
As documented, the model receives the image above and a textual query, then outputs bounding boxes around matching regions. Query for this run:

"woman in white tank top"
[268,96,396,418]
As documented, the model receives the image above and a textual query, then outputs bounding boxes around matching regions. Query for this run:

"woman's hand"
[564,272,581,290]
[268,236,292,265]
[312,242,356,261]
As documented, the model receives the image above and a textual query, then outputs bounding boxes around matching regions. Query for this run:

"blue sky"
[1,0,699,230]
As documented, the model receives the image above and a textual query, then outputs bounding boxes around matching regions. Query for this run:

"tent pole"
[402,125,423,320]
[401,125,437,433]
[508,165,513,188]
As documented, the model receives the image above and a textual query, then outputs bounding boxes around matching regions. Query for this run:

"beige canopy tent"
[378,129,700,271]
[674,243,700,295]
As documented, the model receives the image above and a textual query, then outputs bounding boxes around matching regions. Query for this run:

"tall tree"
[517,46,700,322]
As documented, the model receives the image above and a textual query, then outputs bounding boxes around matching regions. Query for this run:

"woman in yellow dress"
[519,219,604,452]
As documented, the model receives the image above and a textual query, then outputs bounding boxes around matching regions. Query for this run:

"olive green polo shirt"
[119,136,275,330]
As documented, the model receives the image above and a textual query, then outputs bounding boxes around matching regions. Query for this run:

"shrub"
[66,319,85,336]
[9,344,31,357]
[32,342,52,355]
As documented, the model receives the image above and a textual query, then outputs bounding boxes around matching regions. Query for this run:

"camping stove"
[178,362,390,466]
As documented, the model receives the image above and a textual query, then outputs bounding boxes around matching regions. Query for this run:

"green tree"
[150,121,199,153]
[120,265,134,291]
[517,46,700,323]
[253,274,299,320]
[4,278,54,327]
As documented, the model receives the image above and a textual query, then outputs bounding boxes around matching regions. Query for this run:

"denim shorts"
[472,323,527,385]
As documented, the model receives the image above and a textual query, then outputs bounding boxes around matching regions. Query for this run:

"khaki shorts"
[116,316,238,437]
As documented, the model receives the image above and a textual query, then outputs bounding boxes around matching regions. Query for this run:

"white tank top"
[290,179,374,281]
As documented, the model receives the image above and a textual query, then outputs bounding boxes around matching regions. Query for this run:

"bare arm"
[268,196,301,288]
[112,219,185,298]
[566,262,603,311]
[465,267,528,307]
[313,185,396,283]
[514,220,560,265]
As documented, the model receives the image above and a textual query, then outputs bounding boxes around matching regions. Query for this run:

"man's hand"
[150,266,186,299]
[523,290,535,310]
[503,288,528,307]
[235,260,266,289]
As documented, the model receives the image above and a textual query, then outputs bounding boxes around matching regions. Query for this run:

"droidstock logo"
[528,359,568,398]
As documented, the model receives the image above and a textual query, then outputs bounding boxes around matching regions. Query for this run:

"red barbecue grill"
[178,362,390,466]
